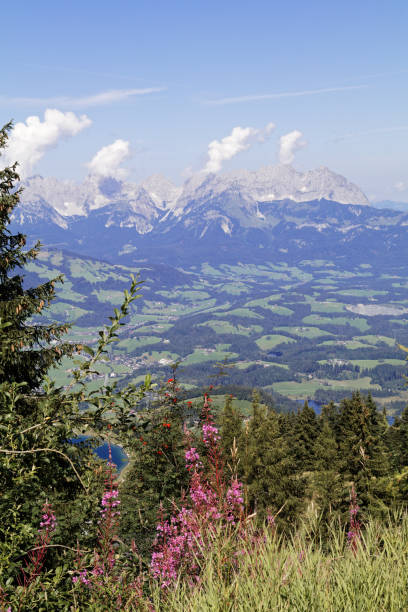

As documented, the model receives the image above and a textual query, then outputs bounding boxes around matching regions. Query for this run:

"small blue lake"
[296,399,394,424]
[296,399,322,414]
[71,436,129,472]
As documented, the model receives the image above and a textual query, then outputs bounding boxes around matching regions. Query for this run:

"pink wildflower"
[39,505,57,534]
[73,445,121,585]
[226,480,244,523]
[151,430,244,586]
[185,447,202,471]
[101,489,120,511]
[202,422,220,446]
[19,501,57,592]
[72,569,91,586]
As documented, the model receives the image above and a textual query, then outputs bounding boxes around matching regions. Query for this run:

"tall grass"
[152,515,408,611]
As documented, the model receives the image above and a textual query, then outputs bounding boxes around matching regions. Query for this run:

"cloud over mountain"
[203,122,275,173]
[4,109,91,177]
[278,130,306,164]
[87,139,131,178]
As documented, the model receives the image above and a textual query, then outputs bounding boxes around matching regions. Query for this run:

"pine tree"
[242,393,304,525]
[291,401,319,471]
[336,392,390,510]
[395,406,408,468]
[219,393,243,469]
[0,122,75,387]
[313,416,342,518]
[385,414,402,470]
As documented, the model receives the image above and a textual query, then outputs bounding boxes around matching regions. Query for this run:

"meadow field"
[27,250,408,415]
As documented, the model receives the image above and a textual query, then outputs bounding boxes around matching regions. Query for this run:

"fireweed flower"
[202,423,220,446]
[18,502,57,593]
[39,504,57,534]
[72,569,91,586]
[266,512,276,528]
[185,447,202,471]
[226,480,244,523]
[74,449,121,584]
[151,418,246,587]
[100,489,121,518]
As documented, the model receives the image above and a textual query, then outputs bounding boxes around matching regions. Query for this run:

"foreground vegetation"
[4,497,408,610]
[3,122,408,610]
[151,517,408,612]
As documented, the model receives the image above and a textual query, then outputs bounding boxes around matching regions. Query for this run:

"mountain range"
[19,164,369,218]
[11,164,408,267]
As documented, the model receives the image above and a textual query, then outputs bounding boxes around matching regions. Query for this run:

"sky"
[1,0,408,200]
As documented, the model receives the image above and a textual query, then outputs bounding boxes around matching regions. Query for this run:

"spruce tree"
[336,392,390,510]
[394,406,408,468]
[364,393,390,478]
[0,122,75,387]
[291,401,319,471]
[242,393,304,525]
[313,416,342,518]
[321,401,339,430]
[385,414,402,470]
[219,393,243,469]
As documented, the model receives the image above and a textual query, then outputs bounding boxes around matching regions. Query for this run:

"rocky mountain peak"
[141,174,181,208]
[17,163,369,237]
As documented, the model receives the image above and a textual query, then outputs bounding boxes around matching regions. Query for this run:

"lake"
[296,399,322,414]
[296,399,394,424]
[71,436,128,472]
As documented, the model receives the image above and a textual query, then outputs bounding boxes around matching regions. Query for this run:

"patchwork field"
[26,250,408,415]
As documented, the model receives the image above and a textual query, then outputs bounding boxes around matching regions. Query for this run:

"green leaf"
[81,345,95,357]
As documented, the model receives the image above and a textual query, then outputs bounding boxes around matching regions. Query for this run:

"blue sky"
[1,0,407,199]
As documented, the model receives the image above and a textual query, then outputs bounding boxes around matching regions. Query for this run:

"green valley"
[27,249,408,415]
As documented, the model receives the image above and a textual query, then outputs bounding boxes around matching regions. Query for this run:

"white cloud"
[87,139,131,178]
[0,88,164,109]
[258,122,276,142]
[4,109,91,176]
[395,181,407,192]
[278,130,306,164]
[205,85,366,106]
[203,122,275,173]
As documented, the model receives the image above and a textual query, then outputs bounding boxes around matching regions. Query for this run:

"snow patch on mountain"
[17,164,369,235]
[224,165,369,206]
[11,198,69,229]
[141,174,182,208]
